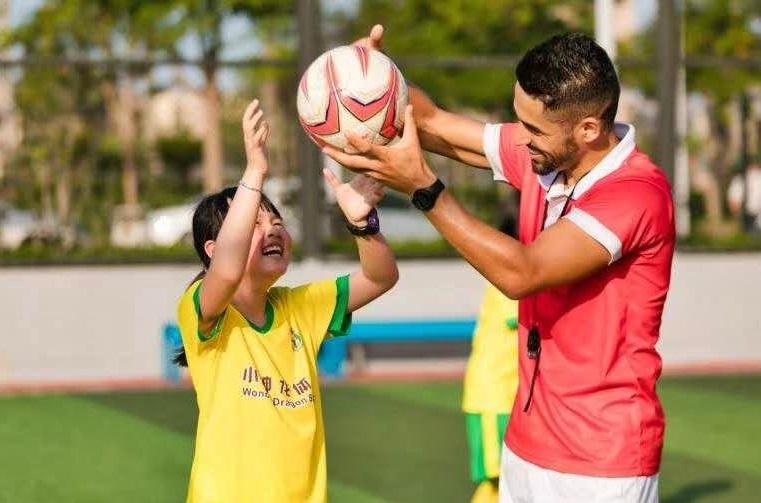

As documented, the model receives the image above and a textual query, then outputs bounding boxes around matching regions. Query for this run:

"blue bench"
[162,324,183,383]
[318,319,476,378]
[162,319,477,381]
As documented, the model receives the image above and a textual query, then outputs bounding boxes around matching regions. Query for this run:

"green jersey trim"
[247,300,275,334]
[327,275,352,338]
[192,281,227,343]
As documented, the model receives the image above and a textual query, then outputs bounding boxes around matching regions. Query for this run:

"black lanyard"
[524,169,589,413]
[523,327,541,413]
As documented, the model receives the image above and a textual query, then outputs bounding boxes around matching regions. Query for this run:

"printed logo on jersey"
[241,365,314,409]
[291,330,304,351]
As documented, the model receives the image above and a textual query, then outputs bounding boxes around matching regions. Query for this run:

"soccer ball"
[297,45,408,152]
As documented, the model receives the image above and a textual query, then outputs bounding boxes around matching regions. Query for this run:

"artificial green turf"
[0,375,759,502]
[0,394,191,503]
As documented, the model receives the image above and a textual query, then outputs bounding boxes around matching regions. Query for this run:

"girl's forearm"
[208,169,264,282]
[346,229,398,313]
[355,233,398,287]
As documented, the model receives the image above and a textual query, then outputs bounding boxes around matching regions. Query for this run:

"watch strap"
[345,208,380,237]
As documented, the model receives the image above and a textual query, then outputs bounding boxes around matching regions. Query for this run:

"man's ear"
[576,116,603,145]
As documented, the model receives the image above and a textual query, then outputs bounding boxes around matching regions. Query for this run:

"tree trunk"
[120,83,139,207]
[102,80,140,206]
[55,163,71,225]
[694,99,735,235]
[690,158,723,231]
[202,68,224,193]
[35,162,53,222]
[54,159,74,246]
[260,79,286,178]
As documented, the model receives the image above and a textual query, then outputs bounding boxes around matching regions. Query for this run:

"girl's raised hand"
[323,170,384,226]
[242,99,270,174]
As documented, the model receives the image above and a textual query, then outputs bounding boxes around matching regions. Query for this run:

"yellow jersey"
[177,276,351,503]
[462,283,519,414]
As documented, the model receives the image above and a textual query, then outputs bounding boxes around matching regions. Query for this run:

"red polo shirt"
[483,122,675,477]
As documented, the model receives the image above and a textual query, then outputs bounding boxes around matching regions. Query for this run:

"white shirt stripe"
[564,209,623,263]
[483,123,507,183]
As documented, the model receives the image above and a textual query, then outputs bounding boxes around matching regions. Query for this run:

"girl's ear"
[203,240,215,262]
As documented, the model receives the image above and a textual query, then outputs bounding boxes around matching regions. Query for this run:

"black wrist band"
[345,208,380,237]
[411,179,445,212]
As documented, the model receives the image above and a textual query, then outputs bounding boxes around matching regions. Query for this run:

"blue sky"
[10,0,44,26]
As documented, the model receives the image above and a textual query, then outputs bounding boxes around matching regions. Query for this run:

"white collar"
[538,123,636,200]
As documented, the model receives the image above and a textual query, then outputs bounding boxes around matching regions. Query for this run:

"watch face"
[415,191,433,209]
[412,179,444,211]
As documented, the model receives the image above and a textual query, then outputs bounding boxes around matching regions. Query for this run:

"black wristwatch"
[411,179,445,211]
[346,208,380,237]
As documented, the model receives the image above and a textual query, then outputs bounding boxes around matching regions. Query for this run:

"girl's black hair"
[174,187,281,367]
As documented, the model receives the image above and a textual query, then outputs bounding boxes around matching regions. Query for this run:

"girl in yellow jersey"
[175,99,398,503]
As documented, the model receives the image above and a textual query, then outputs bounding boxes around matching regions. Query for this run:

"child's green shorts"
[465,412,510,483]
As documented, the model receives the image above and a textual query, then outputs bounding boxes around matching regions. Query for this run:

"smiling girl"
[175,99,398,503]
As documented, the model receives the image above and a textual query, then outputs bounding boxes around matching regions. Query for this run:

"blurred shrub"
[450,184,501,225]
[155,133,202,182]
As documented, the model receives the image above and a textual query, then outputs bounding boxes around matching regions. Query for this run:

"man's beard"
[530,136,579,175]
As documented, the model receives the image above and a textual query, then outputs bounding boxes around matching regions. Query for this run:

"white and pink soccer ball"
[296,45,408,152]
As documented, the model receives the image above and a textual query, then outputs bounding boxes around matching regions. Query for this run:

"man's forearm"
[409,87,491,169]
[424,190,535,299]
[418,129,493,169]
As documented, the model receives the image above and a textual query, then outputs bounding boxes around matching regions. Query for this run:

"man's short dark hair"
[516,33,620,131]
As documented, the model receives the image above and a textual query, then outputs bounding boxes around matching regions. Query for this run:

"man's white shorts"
[499,445,659,503]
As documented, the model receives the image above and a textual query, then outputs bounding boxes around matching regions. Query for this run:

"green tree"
[5,0,179,220]
[159,0,292,193]
[621,0,761,99]
[97,0,184,210]
[241,3,299,179]
[621,0,761,232]
[4,0,112,237]
[684,0,761,100]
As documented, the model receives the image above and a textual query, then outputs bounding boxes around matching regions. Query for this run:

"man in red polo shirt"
[329,27,675,503]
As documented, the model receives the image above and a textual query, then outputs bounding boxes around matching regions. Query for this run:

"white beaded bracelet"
[238,180,262,193]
